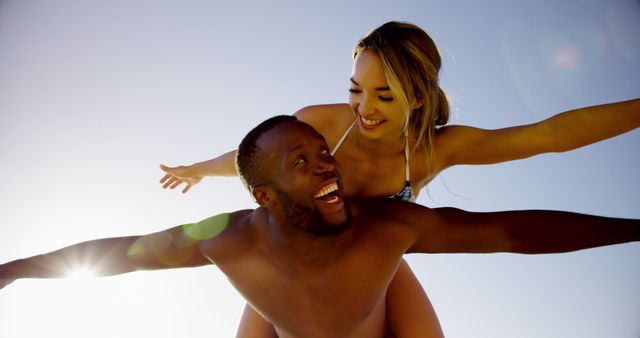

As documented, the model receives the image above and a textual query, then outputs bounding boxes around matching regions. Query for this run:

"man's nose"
[315,157,335,174]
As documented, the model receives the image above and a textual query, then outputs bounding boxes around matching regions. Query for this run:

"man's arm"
[405,205,639,254]
[0,236,139,283]
[0,215,228,289]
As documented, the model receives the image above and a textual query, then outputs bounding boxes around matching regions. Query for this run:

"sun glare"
[66,266,98,280]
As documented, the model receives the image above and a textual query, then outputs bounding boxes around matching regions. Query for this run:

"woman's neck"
[352,128,406,158]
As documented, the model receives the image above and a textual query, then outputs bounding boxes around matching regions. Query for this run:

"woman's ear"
[252,186,274,208]
[413,97,424,110]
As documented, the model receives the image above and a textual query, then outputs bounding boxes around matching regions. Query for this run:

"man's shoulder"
[349,196,428,211]
[196,209,260,258]
[347,198,431,252]
[190,209,253,235]
[349,197,431,227]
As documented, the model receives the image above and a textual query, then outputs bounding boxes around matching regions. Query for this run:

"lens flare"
[65,265,97,280]
[183,213,230,240]
[553,44,580,70]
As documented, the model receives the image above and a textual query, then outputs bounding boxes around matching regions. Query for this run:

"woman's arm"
[159,104,351,193]
[436,98,639,168]
[160,149,238,193]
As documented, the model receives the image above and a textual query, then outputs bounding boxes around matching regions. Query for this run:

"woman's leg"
[386,259,444,338]
[235,303,278,338]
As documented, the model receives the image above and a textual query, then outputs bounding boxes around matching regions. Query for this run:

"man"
[1,116,638,338]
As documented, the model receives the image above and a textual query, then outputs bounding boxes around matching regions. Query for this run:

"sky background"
[0,0,639,337]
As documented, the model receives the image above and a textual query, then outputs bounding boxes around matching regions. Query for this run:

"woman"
[159,22,639,337]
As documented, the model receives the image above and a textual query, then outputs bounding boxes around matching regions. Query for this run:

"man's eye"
[348,88,361,94]
[295,157,306,166]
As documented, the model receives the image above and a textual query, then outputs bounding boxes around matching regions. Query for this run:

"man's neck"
[257,208,355,272]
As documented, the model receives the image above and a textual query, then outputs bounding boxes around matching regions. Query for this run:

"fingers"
[160,173,172,184]
[0,279,14,289]
[160,164,182,189]
[159,164,175,184]
[169,179,182,190]
[162,177,183,190]
[159,164,174,175]
[162,176,174,188]
[159,163,194,193]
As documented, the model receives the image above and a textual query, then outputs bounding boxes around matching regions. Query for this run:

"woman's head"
[352,21,449,154]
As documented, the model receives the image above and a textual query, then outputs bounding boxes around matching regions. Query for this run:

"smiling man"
[1,115,638,338]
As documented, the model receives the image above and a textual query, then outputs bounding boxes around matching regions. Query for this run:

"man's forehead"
[258,121,325,151]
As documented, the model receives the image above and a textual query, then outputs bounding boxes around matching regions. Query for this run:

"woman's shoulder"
[432,124,484,166]
[294,103,352,124]
[294,103,354,142]
[409,124,477,188]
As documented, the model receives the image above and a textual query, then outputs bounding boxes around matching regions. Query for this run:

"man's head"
[236,116,350,235]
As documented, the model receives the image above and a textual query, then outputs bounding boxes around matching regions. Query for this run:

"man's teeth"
[360,115,383,126]
[315,182,338,198]
[325,195,339,203]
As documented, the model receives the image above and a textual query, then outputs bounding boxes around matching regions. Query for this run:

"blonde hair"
[353,21,449,165]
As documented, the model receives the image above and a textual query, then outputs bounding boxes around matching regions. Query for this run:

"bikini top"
[330,120,416,202]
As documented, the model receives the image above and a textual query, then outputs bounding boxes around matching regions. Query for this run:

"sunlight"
[65,265,98,280]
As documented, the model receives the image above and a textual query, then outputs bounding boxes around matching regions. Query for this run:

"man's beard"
[273,186,350,236]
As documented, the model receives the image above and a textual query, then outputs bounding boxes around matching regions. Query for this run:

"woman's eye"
[379,96,394,102]
[348,88,361,94]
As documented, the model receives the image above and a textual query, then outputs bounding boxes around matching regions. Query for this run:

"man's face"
[257,121,350,235]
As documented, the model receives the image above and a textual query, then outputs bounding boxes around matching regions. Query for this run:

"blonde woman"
[160,22,639,337]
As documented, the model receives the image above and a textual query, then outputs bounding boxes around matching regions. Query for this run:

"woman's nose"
[358,95,375,116]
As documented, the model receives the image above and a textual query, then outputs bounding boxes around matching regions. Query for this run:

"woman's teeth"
[360,115,383,127]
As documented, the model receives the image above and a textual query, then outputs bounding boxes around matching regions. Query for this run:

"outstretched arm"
[0,237,139,283]
[437,98,640,168]
[158,103,351,194]
[0,221,216,289]
[160,150,238,193]
[405,205,639,254]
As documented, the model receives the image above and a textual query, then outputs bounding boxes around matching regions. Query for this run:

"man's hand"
[0,263,17,290]
[159,164,204,194]
[0,279,15,290]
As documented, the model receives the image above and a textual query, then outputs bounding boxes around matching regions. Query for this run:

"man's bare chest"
[217,245,403,337]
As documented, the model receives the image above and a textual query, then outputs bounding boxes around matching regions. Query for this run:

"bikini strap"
[330,120,357,156]
[331,120,410,182]
[404,134,410,181]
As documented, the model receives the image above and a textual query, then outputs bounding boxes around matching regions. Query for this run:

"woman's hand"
[159,164,204,193]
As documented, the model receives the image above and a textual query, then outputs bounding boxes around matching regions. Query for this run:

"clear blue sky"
[0,1,638,337]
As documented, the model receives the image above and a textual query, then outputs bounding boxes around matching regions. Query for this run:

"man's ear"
[252,186,275,208]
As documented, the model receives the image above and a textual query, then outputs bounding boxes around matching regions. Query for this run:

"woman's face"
[349,50,406,141]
